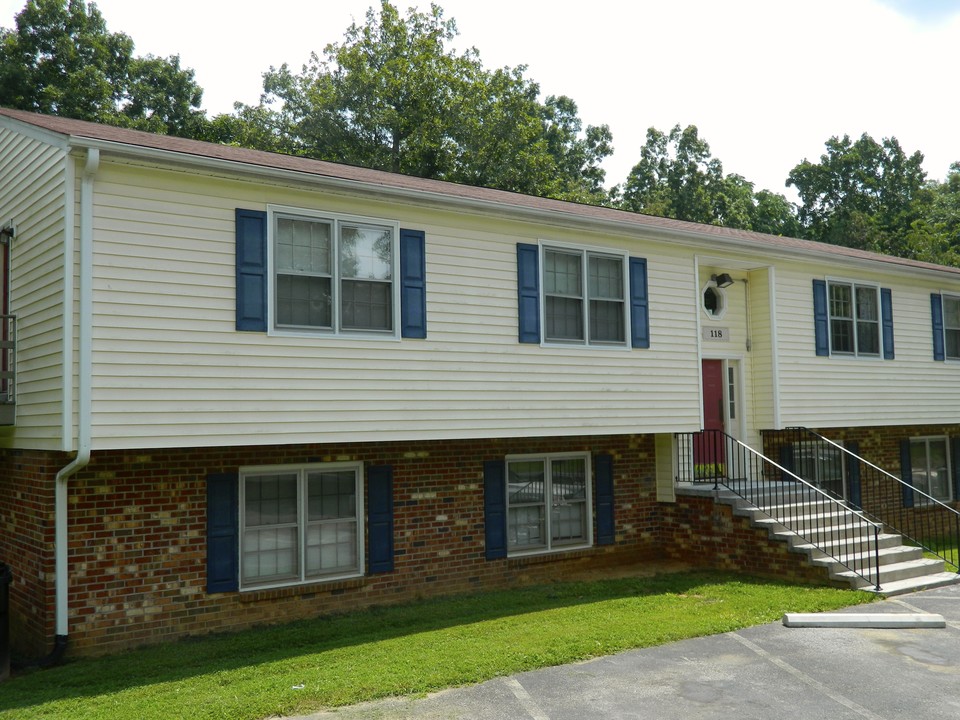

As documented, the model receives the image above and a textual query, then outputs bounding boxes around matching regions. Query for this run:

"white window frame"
[505,452,593,557]
[941,293,960,361]
[239,461,365,591]
[701,279,728,320]
[540,242,628,348]
[267,205,401,338]
[827,278,881,358]
[910,436,953,503]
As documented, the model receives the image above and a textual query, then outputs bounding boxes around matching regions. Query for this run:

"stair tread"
[867,572,960,596]
[833,557,945,579]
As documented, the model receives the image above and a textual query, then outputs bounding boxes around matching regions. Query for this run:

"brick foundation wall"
[0,449,71,657]
[5,434,661,657]
[658,493,840,586]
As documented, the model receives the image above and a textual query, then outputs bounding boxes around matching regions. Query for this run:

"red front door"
[695,359,726,473]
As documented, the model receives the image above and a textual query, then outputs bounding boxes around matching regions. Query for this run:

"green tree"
[619,124,799,233]
[240,1,612,201]
[0,0,206,136]
[620,124,724,224]
[786,133,928,254]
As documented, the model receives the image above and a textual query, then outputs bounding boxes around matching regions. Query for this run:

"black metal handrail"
[676,429,883,590]
[0,313,14,404]
[763,427,960,573]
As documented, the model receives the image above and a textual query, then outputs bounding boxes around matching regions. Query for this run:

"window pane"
[546,296,584,341]
[544,250,582,296]
[243,526,298,582]
[307,471,357,521]
[588,256,623,300]
[855,286,878,321]
[552,502,586,543]
[829,284,852,319]
[276,274,332,328]
[947,329,960,360]
[910,440,931,495]
[508,505,544,549]
[831,318,854,353]
[945,297,960,359]
[245,474,298,526]
[551,458,586,501]
[929,439,950,500]
[341,279,392,331]
[305,520,358,575]
[508,461,545,504]
[589,299,624,343]
[944,297,960,329]
[857,321,879,355]
[340,224,393,281]
[276,218,332,274]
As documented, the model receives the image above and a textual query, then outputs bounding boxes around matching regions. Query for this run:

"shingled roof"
[2,106,957,278]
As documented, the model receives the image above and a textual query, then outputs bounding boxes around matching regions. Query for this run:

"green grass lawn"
[0,571,874,720]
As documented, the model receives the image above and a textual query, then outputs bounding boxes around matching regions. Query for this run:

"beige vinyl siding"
[747,268,775,431]
[88,160,703,450]
[775,262,960,428]
[0,127,67,449]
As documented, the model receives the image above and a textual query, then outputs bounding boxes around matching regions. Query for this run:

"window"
[910,437,952,503]
[272,210,397,334]
[506,453,591,554]
[793,442,845,499]
[943,295,960,360]
[543,248,626,345]
[828,281,880,356]
[240,463,364,588]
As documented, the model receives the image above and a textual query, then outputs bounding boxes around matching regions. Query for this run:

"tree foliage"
[0,0,206,136]
[234,1,612,203]
[786,133,928,254]
[618,124,799,235]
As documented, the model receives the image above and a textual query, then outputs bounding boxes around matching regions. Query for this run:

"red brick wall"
[0,449,70,656]
[4,434,660,657]
[659,494,841,586]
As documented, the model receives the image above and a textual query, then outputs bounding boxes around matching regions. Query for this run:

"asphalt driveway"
[291,583,960,720]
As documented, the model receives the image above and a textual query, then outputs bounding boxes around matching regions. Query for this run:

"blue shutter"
[932,293,945,361]
[483,460,507,560]
[900,439,915,509]
[813,279,829,356]
[517,243,541,344]
[206,472,239,593]
[779,444,795,482]
[880,288,894,360]
[952,437,960,503]
[235,209,267,332]
[367,465,395,574]
[629,257,650,349]
[845,441,862,510]
[595,454,615,546]
[399,229,427,339]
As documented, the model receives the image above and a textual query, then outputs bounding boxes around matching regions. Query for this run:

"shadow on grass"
[0,570,865,715]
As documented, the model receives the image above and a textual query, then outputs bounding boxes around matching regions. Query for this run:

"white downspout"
[51,147,97,654]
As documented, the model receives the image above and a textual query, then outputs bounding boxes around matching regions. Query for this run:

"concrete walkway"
[288,583,960,720]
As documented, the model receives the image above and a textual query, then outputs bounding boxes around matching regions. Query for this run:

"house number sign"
[702,327,730,342]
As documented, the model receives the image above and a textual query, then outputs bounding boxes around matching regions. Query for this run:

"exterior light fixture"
[712,273,734,289]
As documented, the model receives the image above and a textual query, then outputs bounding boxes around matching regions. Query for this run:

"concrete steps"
[677,482,960,596]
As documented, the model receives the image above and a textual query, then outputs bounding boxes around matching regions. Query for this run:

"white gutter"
[52,147,97,646]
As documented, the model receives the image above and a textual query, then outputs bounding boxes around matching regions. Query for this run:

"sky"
[2,0,960,199]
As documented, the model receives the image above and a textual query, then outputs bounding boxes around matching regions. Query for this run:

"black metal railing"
[763,427,960,573]
[0,314,14,420]
[676,429,883,590]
